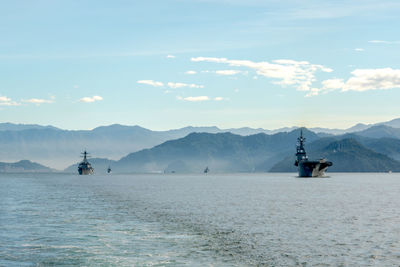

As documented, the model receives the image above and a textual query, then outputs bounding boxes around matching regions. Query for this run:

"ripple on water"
[1,173,400,266]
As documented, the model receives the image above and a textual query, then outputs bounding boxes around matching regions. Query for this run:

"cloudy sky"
[1,0,400,130]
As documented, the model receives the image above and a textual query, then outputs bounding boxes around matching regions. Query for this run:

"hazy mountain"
[0,123,316,170]
[309,123,382,135]
[345,123,371,133]
[361,137,400,161]
[89,128,320,173]
[270,138,400,172]
[0,123,59,131]
[376,118,400,128]
[308,118,400,135]
[63,128,400,174]
[225,127,272,136]
[340,118,400,134]
[0,160,53,172]
[0,124,232,170]
[3,119,400,170]
[354,125,400,139]
[307,127,342,135]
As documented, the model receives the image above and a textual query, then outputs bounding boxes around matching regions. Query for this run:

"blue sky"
[1,0,400,130]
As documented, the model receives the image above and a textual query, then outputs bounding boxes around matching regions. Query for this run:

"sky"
[1,0,400,130]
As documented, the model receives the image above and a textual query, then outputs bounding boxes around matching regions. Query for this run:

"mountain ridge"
[63,129,400,174]
[2,119,400,170]
[0,160,54,173]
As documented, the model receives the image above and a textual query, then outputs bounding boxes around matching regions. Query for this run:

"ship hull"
[298,161,332,177]
[78,168,94,175]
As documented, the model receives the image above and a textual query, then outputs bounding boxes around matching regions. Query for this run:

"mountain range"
[64,128,319,173]
[64,128,400,174]
[2,118,400,171]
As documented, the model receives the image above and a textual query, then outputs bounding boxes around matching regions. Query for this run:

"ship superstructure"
[78,150,94,175]
[294,130,332,177]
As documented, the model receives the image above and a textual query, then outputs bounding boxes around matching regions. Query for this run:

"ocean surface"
[1,173,400,266]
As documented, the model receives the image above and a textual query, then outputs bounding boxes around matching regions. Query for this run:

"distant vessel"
[204,166,209,173]
[107,166,112,173]
[78,150,94,175]
[295,130,332,177]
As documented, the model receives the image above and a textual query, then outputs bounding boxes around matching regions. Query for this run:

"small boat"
[204,166,209,173]
[107,166,112,173]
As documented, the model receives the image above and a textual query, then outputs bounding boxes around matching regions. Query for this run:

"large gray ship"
[294,130,332,177]
[78,150,94,175]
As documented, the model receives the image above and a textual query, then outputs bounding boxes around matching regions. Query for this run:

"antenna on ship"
[298,128,306,145]
[81,150,91,161]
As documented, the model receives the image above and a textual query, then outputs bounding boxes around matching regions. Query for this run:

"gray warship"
[204,166,209,173]
[78,150,94,175]
[294,130,332,177]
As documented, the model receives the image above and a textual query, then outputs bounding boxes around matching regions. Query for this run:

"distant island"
[1,120,400,173]
[0,160,53,173]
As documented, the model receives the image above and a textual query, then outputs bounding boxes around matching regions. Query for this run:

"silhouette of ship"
[204,166,209,173]
[107,166,112,173]
[295,130,332,177]
[78,150,94,175]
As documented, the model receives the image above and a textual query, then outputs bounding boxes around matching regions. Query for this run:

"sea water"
[1,173,400,266]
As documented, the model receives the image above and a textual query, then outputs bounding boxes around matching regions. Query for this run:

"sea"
[1,173,400,266]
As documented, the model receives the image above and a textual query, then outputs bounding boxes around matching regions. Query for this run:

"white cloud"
[0,96,19,106]
[191,56,332,92]
[191,57,228,63]
[79,95,103,103]
[355,48,364,52]
[0,96,11,102]
[176,95,227,102]
[166,55,176,58]
[369,40,389,44]
[321,78,345,91]
[368,40,400,44]
[73,85,79,89]
[305,88,321,97]
[343,68,400,92]
[22,98,54,105]
[185,70,197,75]
[191,56,400,97]
[215,70,242,76]
[177,96,210,102]
[315,68,400,96]
[137,80,164,87]
[137,79,204,89]
[167,82,204,89]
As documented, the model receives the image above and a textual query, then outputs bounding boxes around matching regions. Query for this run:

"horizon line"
[0,118,399,132]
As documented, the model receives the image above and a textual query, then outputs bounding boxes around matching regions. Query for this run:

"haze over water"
[1,173,400,266]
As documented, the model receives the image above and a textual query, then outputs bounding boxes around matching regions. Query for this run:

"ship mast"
[81,150,90,162]
[295,129,308,166]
